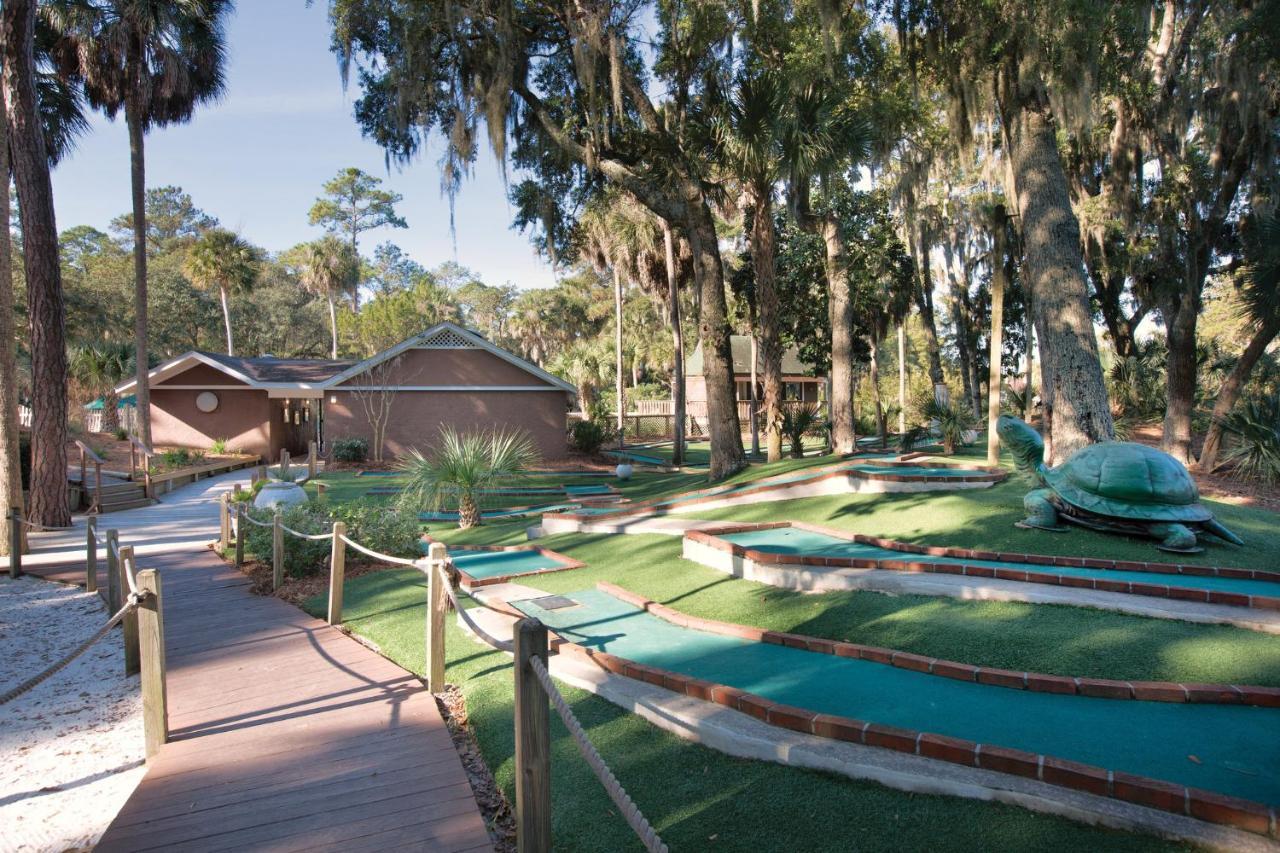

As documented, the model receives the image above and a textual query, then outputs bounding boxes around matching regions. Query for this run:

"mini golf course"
[512,585,1280,834]
[419,502,581,522]
[682,523,1280,614]
[420,540,585,588]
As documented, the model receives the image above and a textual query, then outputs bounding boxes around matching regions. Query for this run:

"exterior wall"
[324,389,571,459]
[156,363,250,386]
[684,375,708,405]
[150,388,274,460]
[336,346,550,387]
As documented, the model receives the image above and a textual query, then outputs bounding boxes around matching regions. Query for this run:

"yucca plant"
[897,424,929,453]
[1219,395,1280,485]
[397,428,541,528]
[924,398,977,456]
[780,404,822,459]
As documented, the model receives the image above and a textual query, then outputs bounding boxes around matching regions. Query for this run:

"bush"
[154,447,205,471]
[780,404,823,458]
[569,418,615,454]
[113,427,128,441]
[210,438,229,455]
[1220,394,1280,485]
[332,437,368,463]
[331,498,421,560]
[242,502,332,578]
[897,425,929,453]
[924,398,977,455]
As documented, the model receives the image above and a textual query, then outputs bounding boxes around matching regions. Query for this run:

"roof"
[197,352,355,384]
[685,335,818,377]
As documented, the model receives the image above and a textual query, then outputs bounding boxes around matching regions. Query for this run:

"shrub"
[331,498,421,560]
[397,427,541,528]
[1220,394,1280,485]
[924,398,977,455]
[569,418,615,454]
[332,437,368,463]
[113,427,128,441]
[780,404,823,458]
[271,463,297,483]
[155,447,205,471]
[210,438,229,455]
[242,502,332,578]
[897,424,929,453]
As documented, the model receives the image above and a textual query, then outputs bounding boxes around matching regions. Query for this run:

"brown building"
[684,336,825,418]
[117,323,577,461]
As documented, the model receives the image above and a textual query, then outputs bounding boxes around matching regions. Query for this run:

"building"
[684,336,825,415]
[116,322,577,461]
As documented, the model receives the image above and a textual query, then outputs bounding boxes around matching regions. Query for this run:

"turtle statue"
[995,415,1243,553]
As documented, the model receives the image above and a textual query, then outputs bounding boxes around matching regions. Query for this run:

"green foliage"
[780,404,823,458]
[1220,394,1280,485]
[272,463,298,483]
[330,499,421,560]
[897,424,929,453]
[210,438,229,455]
[112,427,128,441]
[568,418,615,455]
[153,448,205,472]
[243,503,331,578]
[332,437,369,463]
[396,428,541,528]
[1107,341,1166,419]
[308,168,407,256]
[924,397,977,455]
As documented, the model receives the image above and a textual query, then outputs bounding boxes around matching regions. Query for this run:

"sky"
[50,1,558,290]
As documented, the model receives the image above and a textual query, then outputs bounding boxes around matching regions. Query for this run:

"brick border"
[595,581,1280,709]
[544,456,1006,524]
[421,535,586,590]
[546,590,1278,838]
[684,521,1280,612]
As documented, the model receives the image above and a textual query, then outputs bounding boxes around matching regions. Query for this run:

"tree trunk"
[687,203,745,478]
[913,231,946,387]
[663,222,686,467]
[327,294,339,359]
[987,206,1007,466]
[1197,316,1280,472]
[458,491,480,529]
[870,334,886,447]
[1023,298,1035,422]
[126,102,152,447]
[3,0,70,527]
[751,189,785,463]
[1159,292,1197,465]
[1003,84,1114,460]
[220,286,235,355]
[613,266,624,442]
[897,323,907,434]
[100,389,120,435]
[0,69,26,554]
[822,215,857,454]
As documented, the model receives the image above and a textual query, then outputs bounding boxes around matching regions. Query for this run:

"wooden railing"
[75,440,106,514]
[129,436,155,498]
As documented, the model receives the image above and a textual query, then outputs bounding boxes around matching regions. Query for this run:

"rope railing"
[437,571,514,653]
[281,524,333,541]
[529,653,668,853]
[338,534,418,567]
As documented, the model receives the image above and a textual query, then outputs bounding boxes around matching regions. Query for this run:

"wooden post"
[327,521,346,625]
[118,545,140,677]
[8,510,21,579]
[85,516,98,593]
[218,494,231,552]
[94,461,102,513]
[308,440,317,480]
[234,503,246,566]
[514,618,551,853]
[137,568,167,759]
[129,442,137,480]
[272,509,284,591]
[105,529,120,611]
[315,482,327,499]
[425,542,448,692]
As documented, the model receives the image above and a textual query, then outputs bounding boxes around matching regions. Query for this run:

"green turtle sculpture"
[995,415,1243,553]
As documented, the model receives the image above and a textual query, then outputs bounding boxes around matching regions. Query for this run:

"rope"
[240,513,273,528]
[0,593,146,706]
[528,655,668,853]
[280,525,333,541]
[16,517,71,532]
[339,535,417,567]
[438,576,514,653]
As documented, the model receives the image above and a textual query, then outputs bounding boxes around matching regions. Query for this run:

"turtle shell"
[1042,441,1212,523]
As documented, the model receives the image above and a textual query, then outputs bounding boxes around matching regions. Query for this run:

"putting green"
[720,528,1279,597]
[434,547,564,581]
[515,588,1280,805]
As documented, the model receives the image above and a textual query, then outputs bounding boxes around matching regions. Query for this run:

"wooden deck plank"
[16,470,491,853]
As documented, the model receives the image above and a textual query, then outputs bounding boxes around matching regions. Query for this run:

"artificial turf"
[306,572,1190,852]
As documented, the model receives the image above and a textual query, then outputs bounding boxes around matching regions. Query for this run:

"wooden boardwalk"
[17,473,492,852]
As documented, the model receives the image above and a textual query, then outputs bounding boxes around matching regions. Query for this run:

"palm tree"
[300,236,360,359]
[184,228,262,355]
[397,428,540,529]
[717,71,787,461]
[48,0,232,448]
[69,342,133,433]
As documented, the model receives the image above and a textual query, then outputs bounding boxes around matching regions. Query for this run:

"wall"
[335,346,550,388]
[149,388,274,460]
[324,389,571,460]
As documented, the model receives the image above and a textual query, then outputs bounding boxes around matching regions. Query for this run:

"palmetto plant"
[68,342,133,433]
[1219,394,1280,486]
[397,428,541,528]
[924,397,977,456]
[184,228,262,355]
[301,236,360,359]
[780,404,822,459]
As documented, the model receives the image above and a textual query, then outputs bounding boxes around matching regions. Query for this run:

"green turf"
[305,572,1188,852]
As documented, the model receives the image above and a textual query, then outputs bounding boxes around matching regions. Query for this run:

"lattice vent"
[419,328,476,349]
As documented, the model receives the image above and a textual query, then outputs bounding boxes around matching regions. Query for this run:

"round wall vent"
[195,391,219,413]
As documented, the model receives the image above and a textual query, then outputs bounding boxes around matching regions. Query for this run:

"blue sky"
[50,1,558,290]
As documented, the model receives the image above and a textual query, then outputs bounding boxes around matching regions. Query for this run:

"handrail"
[128,435,155,496]
[74,441,105,514]
[128,435,155,457]
[74,439,106,465]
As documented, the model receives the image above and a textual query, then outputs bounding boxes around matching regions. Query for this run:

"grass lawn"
[306,573,1189,852]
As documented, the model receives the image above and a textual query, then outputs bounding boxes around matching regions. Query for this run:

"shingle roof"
[197,352,355,384]
[685,336,818,377]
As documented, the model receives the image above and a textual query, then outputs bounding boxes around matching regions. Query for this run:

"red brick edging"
[684,521,1280,613]
[547,581,1278,837]
[422,535,586,589]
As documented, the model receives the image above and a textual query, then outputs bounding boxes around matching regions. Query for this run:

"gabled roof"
[116,351,353,393]
[685,336,819,377]
[324,322,578,394]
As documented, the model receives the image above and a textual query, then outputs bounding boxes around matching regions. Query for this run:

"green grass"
[306,573,1189,852]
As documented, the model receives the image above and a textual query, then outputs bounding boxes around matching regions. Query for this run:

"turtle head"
[997,415,1046,474]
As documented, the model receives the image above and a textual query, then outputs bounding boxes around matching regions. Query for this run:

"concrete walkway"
[12,472,492,851]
